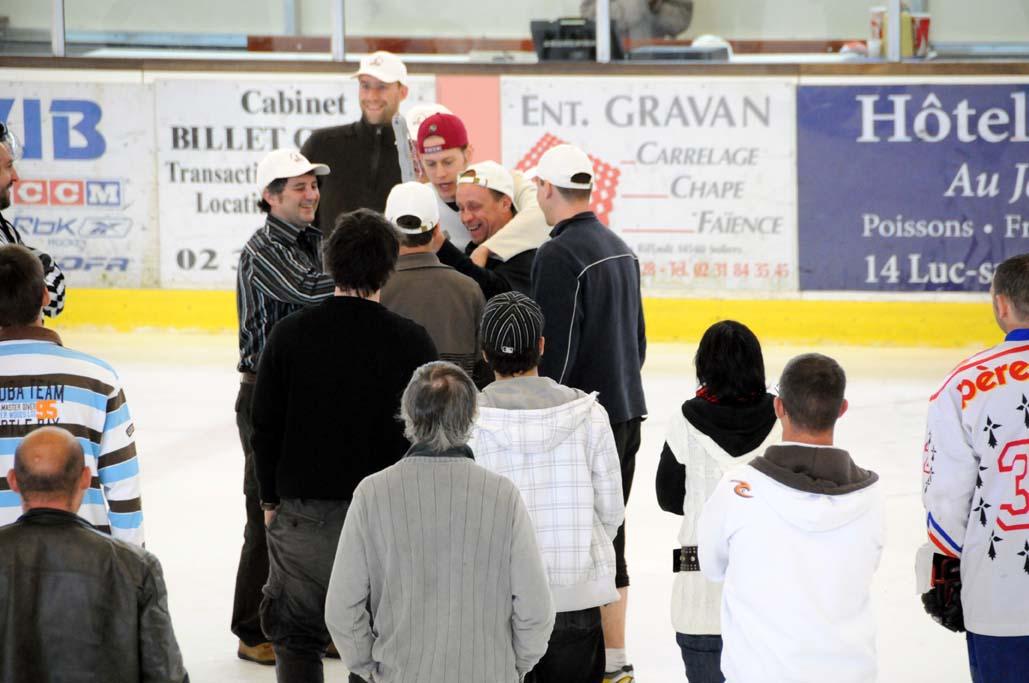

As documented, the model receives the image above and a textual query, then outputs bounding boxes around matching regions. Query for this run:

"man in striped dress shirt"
[0,123,65,319]
[0,244,142,545]
[232,148,335,665]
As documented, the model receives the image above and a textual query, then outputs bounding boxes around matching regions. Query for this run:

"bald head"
[9,427,89,511]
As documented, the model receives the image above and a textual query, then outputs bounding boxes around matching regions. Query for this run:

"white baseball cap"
[257,149,329,192]
[385,182,439,234]
[405,103,453,137]
[457,161,515,201]
[352,51,408,86]
[535,144,594,190]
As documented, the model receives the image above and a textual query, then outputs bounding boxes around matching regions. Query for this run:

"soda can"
[869,6,886,41]
[911,13,932,58]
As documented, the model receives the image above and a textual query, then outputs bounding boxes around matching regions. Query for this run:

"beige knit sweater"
[326,448,555,682]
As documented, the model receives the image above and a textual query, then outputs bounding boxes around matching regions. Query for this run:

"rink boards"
[3,67,1026,344]
[54,288,995,347]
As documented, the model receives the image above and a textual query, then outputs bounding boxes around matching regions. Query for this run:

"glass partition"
[0,1,52,56]
[0,0,1027,62]
[1,0,307,58]
[922,1,1029,59]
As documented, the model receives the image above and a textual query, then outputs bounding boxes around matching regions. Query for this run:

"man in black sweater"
[252,208,437,683]
[301,51,408,230]
[531,143,647,683]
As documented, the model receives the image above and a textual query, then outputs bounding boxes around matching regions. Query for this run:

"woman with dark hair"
[655,320,778,683]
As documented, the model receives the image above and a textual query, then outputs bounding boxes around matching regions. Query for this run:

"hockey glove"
[920,553,964,633]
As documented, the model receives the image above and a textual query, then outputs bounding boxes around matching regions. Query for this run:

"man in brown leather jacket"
[0,427,188,683]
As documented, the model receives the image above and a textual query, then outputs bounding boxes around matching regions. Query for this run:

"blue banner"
[798,83,1029,291]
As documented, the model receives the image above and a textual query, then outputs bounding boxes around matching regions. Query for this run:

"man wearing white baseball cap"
[301,51,409,230]
[380,182,485,383]
[232,148,335,666]
[532,143,647,683]
[433,160,543,301]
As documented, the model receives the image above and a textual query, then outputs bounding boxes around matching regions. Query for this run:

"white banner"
[1,80,156,288]
[502,76,798,293]
[155,75,436,289]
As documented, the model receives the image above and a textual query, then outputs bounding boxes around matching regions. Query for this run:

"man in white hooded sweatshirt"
[698,353,883,683]
[471,291,625,683]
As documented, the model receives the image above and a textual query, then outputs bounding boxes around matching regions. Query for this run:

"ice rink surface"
[59,329,982,682]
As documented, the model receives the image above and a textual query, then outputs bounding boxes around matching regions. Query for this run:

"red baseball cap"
[417,113,468,155]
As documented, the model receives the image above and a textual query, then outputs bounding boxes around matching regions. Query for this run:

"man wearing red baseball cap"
[416,112,474,249]
[416,113,550,289]
[301,51,409,230]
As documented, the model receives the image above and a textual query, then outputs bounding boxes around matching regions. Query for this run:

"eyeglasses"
[0,122,22,161]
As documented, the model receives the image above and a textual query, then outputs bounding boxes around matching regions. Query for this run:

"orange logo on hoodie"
[731,480,753,498]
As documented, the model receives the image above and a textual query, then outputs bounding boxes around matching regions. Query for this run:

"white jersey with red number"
[923,334,1029,636]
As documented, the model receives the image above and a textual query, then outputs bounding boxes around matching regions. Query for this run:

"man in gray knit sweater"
[326,362,555,682]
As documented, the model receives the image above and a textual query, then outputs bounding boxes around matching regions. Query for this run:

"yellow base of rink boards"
[53,289,999,348]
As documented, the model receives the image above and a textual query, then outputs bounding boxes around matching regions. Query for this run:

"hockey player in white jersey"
[920,253,1029,682]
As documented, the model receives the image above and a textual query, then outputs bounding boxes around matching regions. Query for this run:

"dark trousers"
[261,498,363,683]
[526,607,604,683]
[676,633,724,683]
[967,632,1029,683]
[610,418,642,588]
[231,381,270,647]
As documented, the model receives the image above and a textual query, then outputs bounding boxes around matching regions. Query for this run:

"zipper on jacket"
[370,127,382,186]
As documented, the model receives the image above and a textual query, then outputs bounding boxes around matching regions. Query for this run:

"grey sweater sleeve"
[508,491,556,675]
[325,488,376,680]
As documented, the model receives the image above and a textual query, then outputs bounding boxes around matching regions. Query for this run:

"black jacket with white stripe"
[531,211,646,424]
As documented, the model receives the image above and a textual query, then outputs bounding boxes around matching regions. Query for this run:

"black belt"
[673,545,700,573]
[240,372,257,385]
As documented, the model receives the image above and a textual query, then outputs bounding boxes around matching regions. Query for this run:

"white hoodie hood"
[476,391,596,455]
[757,471,878,533]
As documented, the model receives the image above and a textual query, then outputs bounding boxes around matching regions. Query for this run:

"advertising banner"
[798,82,1029,291]
[1,80,156,288]
[501,76,798,294]
[155,76,436,289]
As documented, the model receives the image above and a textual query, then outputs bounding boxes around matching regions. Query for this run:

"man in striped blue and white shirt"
[0,244,141,545]
[232,149,335,665]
